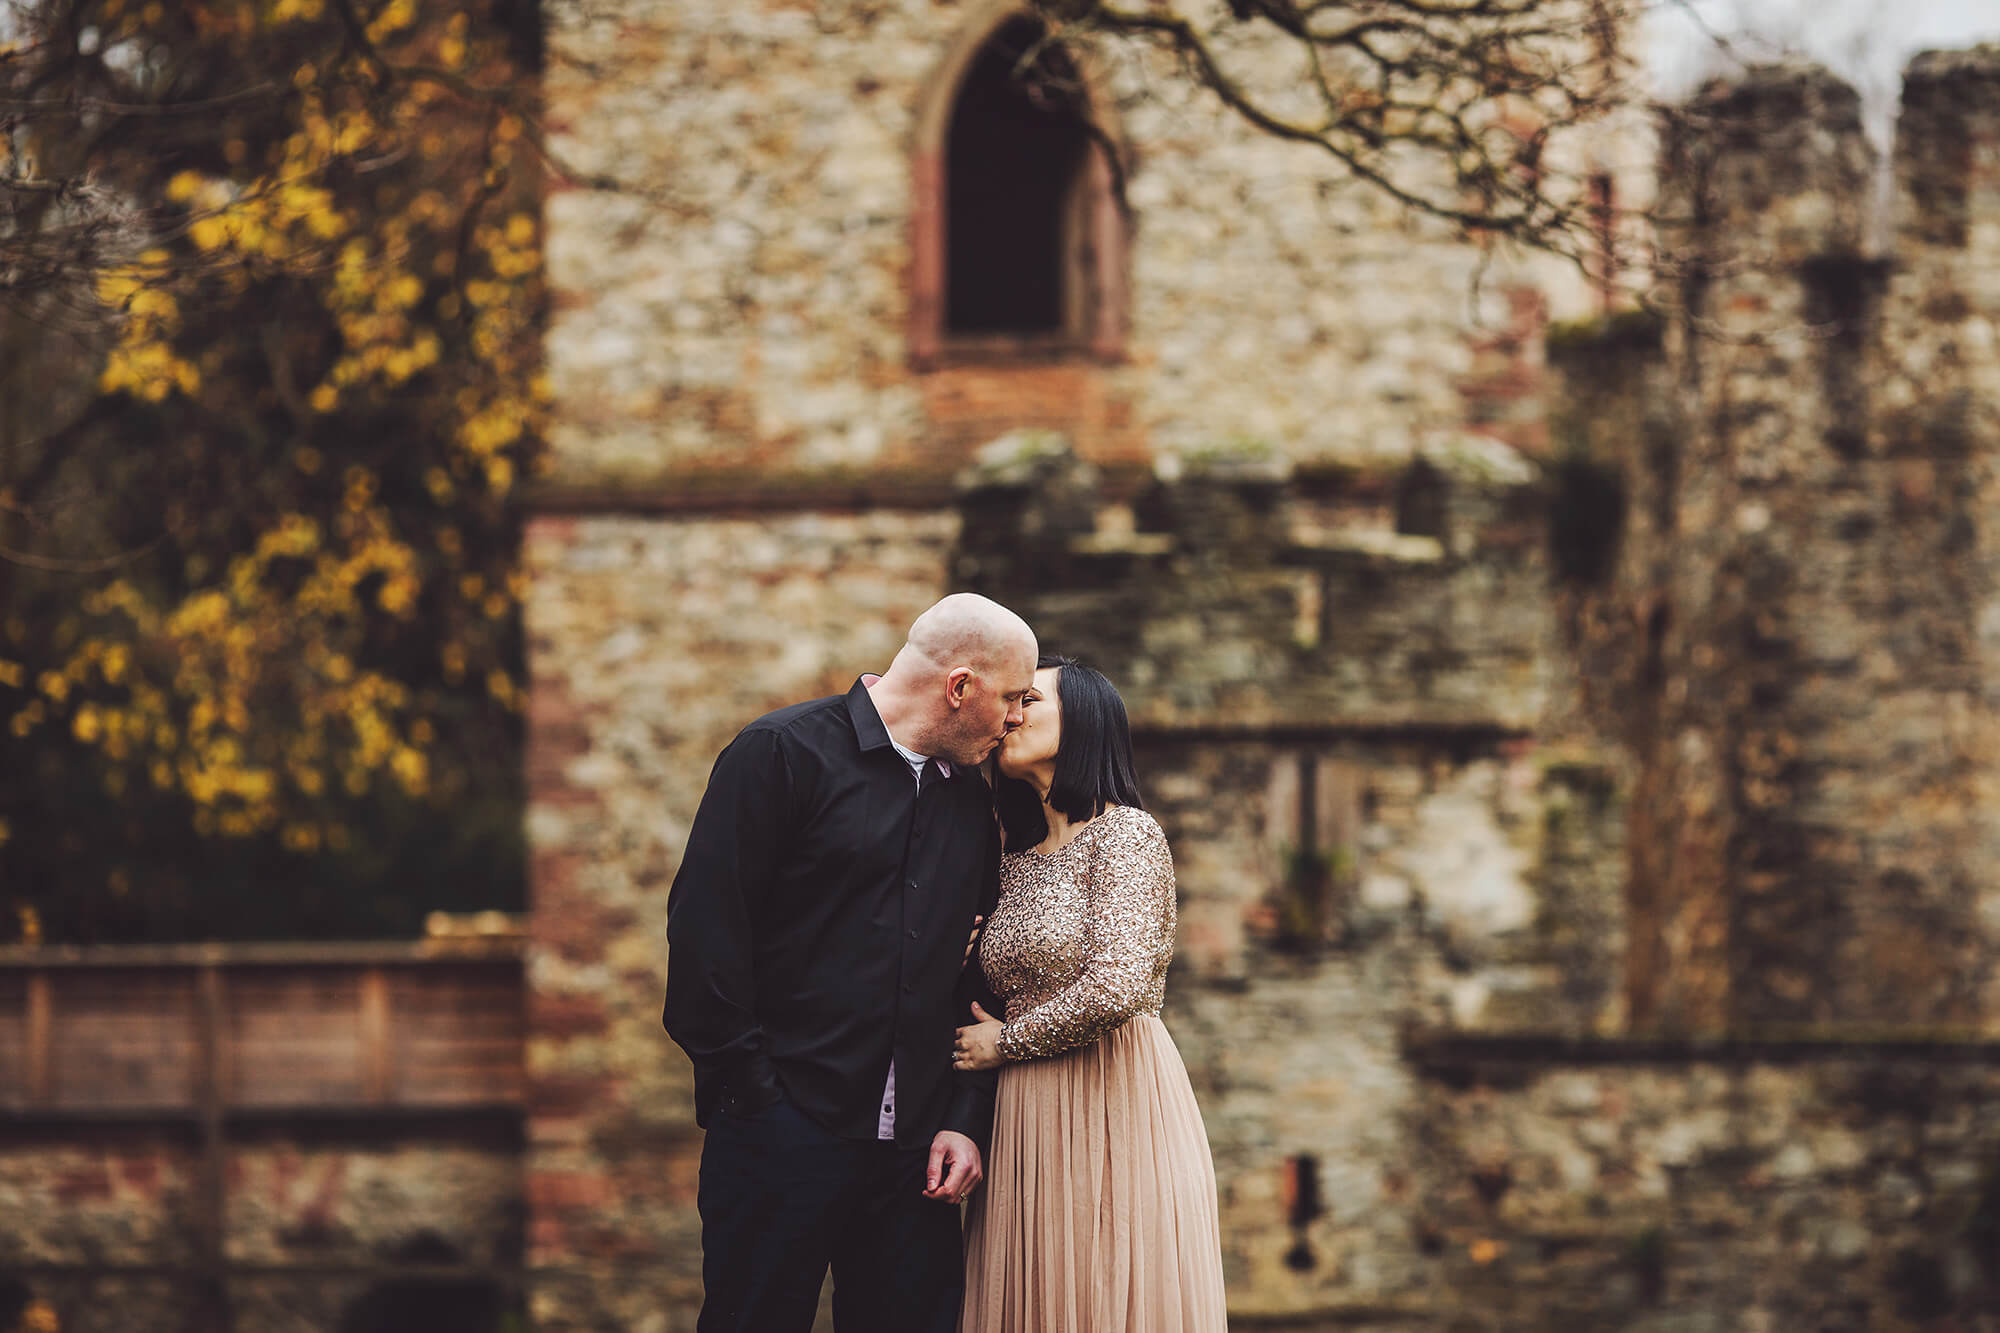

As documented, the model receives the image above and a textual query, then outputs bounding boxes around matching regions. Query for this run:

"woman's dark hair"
[995,654,1144,851]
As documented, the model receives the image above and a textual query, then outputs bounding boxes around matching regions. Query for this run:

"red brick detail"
[115,1152,166,1199]
[662,1140,702,1208]
[528,1216,568,1262]
[533,864,637,966]
[54,1161,114,1205]
[528,1169,615,1211]
[526,516,578,547]
[915,364,1146,465]
[530,991,612,1040]
[525,677,597,810]
[909,150,944,367]
[572,1221,656,1259]
[527,1073,622,1121]
[1457,284,1550,454]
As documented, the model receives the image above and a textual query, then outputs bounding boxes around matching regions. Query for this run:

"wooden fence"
[0,940,523,1117]
[0,938,527,1331]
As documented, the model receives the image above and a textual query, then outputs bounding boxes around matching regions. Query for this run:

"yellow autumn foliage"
[4,0,544,888]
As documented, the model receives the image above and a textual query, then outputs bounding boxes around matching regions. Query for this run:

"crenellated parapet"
[1555,49,2000,1035]
[953,432,1556,737]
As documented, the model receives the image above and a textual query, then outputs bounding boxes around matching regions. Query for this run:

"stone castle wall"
[539,0,1615,496]
[522,512,962,1328]
[522,6,2000,1329]
[1,1132,521,1333]
[1557,55,2000,1033]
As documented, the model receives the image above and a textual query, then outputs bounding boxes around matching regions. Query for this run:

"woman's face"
[996,666,1062,779]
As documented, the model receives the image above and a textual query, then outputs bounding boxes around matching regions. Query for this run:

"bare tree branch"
[1034,0,1640,268]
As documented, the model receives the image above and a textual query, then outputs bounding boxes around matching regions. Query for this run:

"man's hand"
[924,1129,984,1204]
[953,1001,1006,1072]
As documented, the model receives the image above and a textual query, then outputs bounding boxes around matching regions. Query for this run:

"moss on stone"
[1546,307,1665,360]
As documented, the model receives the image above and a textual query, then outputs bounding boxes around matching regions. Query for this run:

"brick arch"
[908,3,1128,368]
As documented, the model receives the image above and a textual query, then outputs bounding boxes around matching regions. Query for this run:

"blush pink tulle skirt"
[959,1014,1228,1332]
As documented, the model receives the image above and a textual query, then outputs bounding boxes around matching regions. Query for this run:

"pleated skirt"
[959,1014,1228,1332]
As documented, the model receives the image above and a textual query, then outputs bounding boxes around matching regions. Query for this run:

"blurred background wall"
[9,0,2000,1330]
[521,3,2000,1328]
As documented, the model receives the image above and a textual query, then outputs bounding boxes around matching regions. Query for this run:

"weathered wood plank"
[360,966,392,1103]
[0,947,523,1114]
[26,970,51,1105]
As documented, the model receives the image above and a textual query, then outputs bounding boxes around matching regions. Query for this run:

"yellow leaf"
[484,456,514,495]
[189,215,230,251]
[97,272,141,307]
[391,746,428,793]
[166,170,204,203]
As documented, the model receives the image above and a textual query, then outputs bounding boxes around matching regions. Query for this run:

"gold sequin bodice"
[978,804,1178,1063]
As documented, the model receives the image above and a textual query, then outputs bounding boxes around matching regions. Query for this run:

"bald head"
[873,593,1038,767]
[904,593,1035,674]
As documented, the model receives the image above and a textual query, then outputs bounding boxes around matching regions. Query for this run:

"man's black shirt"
[663,678,1002,1147]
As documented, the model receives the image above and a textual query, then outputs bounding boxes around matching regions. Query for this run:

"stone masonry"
[0,1133,521,1333]
[525,0,2000,1326]
[536,0,1613,496]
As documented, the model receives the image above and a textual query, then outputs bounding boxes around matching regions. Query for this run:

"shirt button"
[906,879,918,892]
[903,982,913,993]
[907,929,919,939]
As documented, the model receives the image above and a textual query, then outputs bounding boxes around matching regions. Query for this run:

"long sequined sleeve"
[996,809,1176,1062]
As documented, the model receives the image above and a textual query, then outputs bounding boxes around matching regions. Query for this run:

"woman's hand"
[963,915,984,968]
[952,1001,1006,1072]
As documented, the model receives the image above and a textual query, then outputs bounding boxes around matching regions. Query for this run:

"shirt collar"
[851,675,952,777]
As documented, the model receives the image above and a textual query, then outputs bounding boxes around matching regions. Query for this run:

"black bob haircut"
[994,654,1145,852]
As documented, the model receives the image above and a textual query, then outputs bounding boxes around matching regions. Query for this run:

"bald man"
[664,594,1037,1333]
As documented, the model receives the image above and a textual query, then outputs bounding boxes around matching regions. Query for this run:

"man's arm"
[939,819,1004,1151]
[662,726,792,1119]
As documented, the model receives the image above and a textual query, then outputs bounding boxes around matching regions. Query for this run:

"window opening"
[945,19,1093,338]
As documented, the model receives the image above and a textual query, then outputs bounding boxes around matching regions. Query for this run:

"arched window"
[911,11,1126,365]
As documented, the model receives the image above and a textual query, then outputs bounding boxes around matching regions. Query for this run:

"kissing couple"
[664,592,1227,1331]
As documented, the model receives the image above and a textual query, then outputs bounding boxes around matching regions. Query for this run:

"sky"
[1646,0,2000,136]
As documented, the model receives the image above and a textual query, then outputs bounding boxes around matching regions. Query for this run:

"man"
[663,592,1038,1333]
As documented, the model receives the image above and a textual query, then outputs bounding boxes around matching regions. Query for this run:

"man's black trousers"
[696,1095,964,1333]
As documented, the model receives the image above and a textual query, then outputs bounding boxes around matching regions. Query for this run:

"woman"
[953,655,1227,1332]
